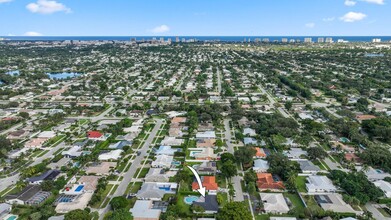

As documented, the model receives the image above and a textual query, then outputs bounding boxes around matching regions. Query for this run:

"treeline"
[278,75,311,98]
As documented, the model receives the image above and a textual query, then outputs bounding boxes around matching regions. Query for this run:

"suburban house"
[254,147,267,158]
[24,138,47,148]
[87,131,109,141]
[62,146,83,158]
[192,176,218,194]
[136,182,178,200]
[315,194,360,214]
[243,128,257,137]
[253,159,270,173]
[306,176,337,193]
[161,136,184,146]
[151,155,173,168]
[260,193,290,214]
[374,180,391,198]
[108,141,131,149]
[98,149,123,161]
[363,167,391,182]
[28,169,60,185]
[5,185,51,205]
[256,173,285,191]
[284,148,307,160]
[0,203,12,219]
[196,131,216,140]
[244,137,258,145]
[130,200,161,220]
[192,195,219,214]
[85,162,116,176]
[193,147,217,160]
[144,168,176,182]
[196,161,217,175]
[298,160,321,174]
[155,145,178,156]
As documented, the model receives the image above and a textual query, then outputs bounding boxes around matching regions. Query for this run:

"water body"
[2,36,391,42]
[46,72,82,80]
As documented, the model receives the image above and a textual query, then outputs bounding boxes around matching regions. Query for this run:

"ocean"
[1,36,391,42]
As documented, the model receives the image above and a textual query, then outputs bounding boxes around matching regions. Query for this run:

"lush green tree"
[217,202,252,220]
[110,196,129,210]
[234,147,256,165]
[307,147,328,160]
[104,209,133,220]
[64,209,91,220]
[284,101,293,111]
[221,153,235,164]
[221,160,237,179]
[267,153,300,181]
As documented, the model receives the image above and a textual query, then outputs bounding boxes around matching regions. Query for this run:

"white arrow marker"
[187,165,206,197]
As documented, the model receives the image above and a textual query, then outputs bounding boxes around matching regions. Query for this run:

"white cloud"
[361,0,385,4]
[345,0,357,6]
[26,0,71,14]
[151,25,170,33]
[323,17,335,22]
[340,12,367,22]
[305,23,315,28]
[0,0,13,3]
[24,31,43,36]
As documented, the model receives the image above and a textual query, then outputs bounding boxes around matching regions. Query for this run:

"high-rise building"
[289,39,296,43]
[318,37,324,43]
[325,37,333,43]
[262,38,270,43]
[160,37,164,42]
[175,36,179,43]
[372,38,381,43]
[281,38,288,43]
[304,38,312,43]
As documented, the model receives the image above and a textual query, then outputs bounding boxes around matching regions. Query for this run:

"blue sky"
[0,0,390,36]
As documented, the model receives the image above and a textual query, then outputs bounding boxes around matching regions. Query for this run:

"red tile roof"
[256,173,285,190]
[192,176,218,191]
[87,131,103,138]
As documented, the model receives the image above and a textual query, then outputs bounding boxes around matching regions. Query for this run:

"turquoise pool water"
[184,196,199,205]
[7,215,17,220]
[339,137,350,143]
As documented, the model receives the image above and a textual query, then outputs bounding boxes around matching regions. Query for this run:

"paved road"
[0,122,24,136]
[223,119,244,202]
[99,119,164,219]
[365,203,391,220]
[0,141,66,192]
[216,68,222,95]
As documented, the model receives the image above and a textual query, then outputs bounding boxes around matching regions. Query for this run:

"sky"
[0,0,390,36]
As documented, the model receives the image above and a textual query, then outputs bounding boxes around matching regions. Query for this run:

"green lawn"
[284,192,305,212]
[127,182,143,194]
[295,176,307,193]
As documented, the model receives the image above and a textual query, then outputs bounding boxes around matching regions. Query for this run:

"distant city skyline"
[0,0,390,36]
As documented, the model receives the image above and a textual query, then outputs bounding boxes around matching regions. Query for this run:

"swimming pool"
[339,137,350,143]
[184,196,199,205]
[189,151,202,157]
[158,186,171,191]
[75,185,84,192]
[6,215,17,220]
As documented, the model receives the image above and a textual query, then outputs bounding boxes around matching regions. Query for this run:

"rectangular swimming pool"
[75,185,84,192]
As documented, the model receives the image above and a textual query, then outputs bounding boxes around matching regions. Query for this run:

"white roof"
[253,159,269,170]
[38,131,56,139]
[130,200,161,219]
[306,176,337,192]
[196,131,216,139]
[374,180,391,197]
[151,155,173,168]
[260,193,289,213]
[98,149,123,161]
